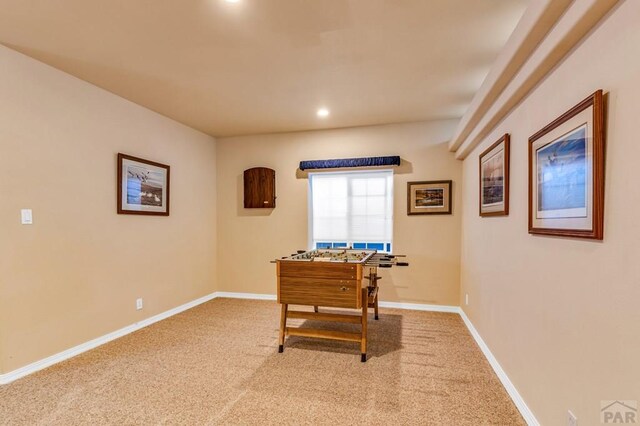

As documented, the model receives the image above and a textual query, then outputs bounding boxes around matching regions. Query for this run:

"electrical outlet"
[465,293,469,305]
[568,410,577,426]
[136,298,143,310]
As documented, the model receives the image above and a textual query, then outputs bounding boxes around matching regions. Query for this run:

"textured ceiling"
[0,0,527,137]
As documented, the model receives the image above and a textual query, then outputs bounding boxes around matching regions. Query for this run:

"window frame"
[307,169,394,253]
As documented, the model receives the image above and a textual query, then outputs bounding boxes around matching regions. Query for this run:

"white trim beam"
[448,0,573,152]
[451,0,620,160]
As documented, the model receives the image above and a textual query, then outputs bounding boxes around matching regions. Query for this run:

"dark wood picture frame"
[528,90,605,239]
[479,134,510,217]
[117,153,170,216]
[407,180,452,215]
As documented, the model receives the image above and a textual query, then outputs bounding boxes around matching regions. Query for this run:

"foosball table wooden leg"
[278,303,288,353]
[360,288,367,362]
[366,268,380,320]
[374,295,379,321]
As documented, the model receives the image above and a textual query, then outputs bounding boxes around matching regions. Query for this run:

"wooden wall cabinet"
[244,167,276,208]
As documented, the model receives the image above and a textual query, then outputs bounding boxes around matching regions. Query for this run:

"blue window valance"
[299,155,400,171]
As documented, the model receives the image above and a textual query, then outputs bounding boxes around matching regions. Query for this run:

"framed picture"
[479,134,510,216]
[407,180,452,215]
[117,153,170,216]
[528,90,604,239]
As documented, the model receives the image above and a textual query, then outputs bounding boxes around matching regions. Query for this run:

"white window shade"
[309,170,393,251]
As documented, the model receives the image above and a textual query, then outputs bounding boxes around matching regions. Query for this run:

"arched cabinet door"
[244,167,276,208]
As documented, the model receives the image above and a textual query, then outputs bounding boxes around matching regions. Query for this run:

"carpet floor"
[0,298,524,425]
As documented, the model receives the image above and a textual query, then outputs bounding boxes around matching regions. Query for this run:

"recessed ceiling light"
[317,108,330,118]
[224,0,240,3]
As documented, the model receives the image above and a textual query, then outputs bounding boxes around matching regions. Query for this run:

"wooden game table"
[274,249,407,362]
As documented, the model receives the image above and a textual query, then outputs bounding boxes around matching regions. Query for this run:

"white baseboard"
[213,292,459,313]
[378,300,459,313]
[213,291,277,301]
[459,309,539,426]
[0,292,217,385]
[0,291,538,426]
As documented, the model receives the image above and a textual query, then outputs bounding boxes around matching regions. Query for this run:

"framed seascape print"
[479,134,510,216]
[407,180,452,215]
[117,153,170,216]
[528,90,605,239]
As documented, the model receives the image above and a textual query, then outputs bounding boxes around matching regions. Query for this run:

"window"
[309,170,393,252]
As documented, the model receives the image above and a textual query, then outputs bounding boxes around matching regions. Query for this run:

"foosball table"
[275,248,408,362]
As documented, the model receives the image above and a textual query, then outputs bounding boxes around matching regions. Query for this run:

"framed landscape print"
[117,153,170,216]
[528,90,604,239]
[407,180,452,215]
[479,134,510,216]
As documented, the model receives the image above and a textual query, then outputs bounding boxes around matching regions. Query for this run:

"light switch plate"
[21,209,33,225]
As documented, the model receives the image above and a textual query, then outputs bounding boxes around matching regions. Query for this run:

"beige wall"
[460,1,640,424]
[0,46,217,374]
[216,121,462,305]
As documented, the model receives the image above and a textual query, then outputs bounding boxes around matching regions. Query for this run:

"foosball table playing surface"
[275,248,408,362]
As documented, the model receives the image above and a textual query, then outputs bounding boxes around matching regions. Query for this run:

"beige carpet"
[0,298,524,425]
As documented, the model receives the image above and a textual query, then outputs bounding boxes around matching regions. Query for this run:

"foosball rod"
[369,255,407,259]
[365,262,409,267]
